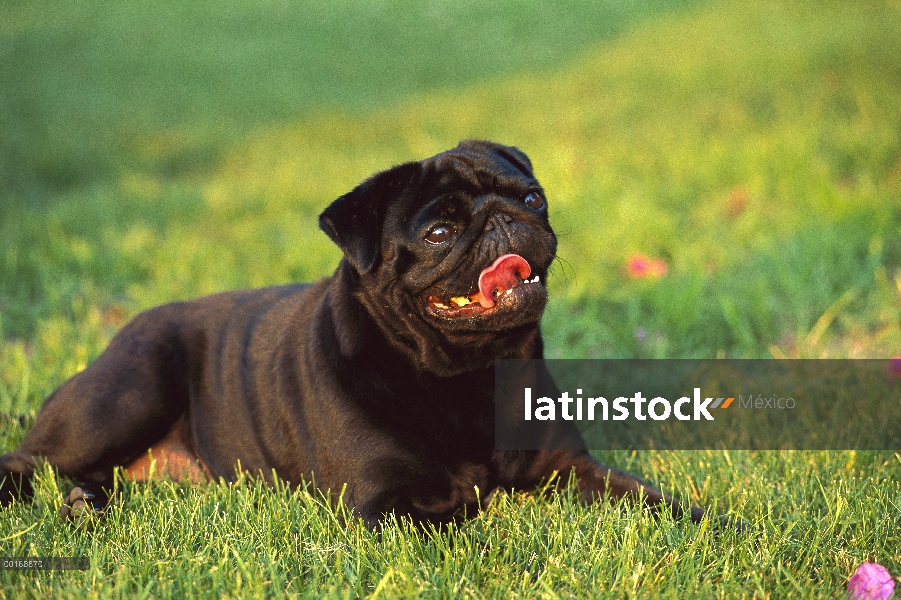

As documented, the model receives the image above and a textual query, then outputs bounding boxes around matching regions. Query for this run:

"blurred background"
[2,0,900,410]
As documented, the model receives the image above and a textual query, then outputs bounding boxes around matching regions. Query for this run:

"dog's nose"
[485,212,514,232]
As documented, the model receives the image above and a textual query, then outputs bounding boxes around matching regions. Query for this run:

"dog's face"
[319,140,557,370]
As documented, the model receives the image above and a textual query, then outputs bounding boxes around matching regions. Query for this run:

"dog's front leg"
[567,451,705,522]
[499,449,705,523]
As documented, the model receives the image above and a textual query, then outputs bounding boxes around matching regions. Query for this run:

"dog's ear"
[319,162,420,274]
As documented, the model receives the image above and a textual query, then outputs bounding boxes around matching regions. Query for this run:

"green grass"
[2,0,901,596]
[0,454,897,598]
[0,0,696,196]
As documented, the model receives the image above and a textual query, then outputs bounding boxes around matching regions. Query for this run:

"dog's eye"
[426,225,454,244]
[524,191,544,209]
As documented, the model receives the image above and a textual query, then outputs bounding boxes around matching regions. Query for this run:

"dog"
[0,140,703,526]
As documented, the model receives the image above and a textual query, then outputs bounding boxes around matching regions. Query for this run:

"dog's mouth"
[423,254,544,319]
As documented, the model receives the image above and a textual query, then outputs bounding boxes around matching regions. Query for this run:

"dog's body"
[0,141,702,526]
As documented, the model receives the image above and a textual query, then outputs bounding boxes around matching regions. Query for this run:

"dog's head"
[319,140,557,372]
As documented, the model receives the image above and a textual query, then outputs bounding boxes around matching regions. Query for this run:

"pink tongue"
[474,254,532,308]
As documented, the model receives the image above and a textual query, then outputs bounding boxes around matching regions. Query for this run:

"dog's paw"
[688,505,750,534]
[714,514,752,535]
[59,486,104,522]
[0,467,33,505]
[0,468,15,505]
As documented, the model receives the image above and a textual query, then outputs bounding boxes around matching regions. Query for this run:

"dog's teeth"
[450,296,475,307]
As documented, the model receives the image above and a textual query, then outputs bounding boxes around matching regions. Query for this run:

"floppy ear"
[319,162,420,274]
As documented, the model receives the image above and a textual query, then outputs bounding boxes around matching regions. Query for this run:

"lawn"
[1,0,900,597]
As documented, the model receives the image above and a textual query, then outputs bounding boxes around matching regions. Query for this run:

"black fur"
[0,140,703,526]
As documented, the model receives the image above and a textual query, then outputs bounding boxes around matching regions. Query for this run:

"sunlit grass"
[2,0,901,596]
[0,453,898,597]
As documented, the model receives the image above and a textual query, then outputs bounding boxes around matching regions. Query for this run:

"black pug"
[0,140,703,526]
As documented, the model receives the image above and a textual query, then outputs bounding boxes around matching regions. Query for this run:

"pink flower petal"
[626,254,668,279]
[848,562,895,600]
[627,256,650,277]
